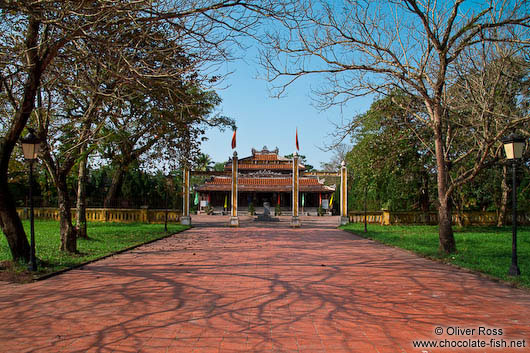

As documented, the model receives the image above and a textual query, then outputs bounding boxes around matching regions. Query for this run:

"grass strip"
[1,221,190,281]
[341,223,530,288]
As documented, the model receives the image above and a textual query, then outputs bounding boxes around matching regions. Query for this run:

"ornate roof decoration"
[245,170,285,177]
[237,164,293,170]
[251,146,279,156]
[226,147,302,170]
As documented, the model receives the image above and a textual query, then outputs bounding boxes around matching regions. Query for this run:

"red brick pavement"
[1,216,529,353]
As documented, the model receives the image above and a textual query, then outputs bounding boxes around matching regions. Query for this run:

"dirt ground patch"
[0,261,34,284]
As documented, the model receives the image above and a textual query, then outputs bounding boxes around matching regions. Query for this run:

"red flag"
[231,129,236,149]
[295,128,299,151]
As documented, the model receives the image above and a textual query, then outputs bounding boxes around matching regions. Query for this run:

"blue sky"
[201,47,373,168]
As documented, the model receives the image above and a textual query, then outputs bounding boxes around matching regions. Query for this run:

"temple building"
[195,147,336,215]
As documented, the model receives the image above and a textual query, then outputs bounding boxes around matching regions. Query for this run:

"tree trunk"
[104,167,125,208]
[41,148,80,253]
[433,109,456,254]
[57,174,77,253]
[497,164,509,227]
[438,195,455,252]
[76,150,88,239]
[0,18,42,262]
[419,170,429,210]
[453,194,464,227]
[0,178,30,262]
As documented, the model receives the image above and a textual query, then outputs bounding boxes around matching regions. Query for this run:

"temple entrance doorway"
[239,192,291,209]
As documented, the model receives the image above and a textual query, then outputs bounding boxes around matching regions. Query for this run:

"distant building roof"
[197,146,333,193]
[225,146,306,172]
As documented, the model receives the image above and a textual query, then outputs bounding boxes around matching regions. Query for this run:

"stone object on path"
[256,201,279,222]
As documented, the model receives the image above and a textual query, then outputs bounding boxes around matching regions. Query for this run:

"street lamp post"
[364,185,367,233]
[21,128,42,271]
[502,133,526,276]
[165,175,171,233]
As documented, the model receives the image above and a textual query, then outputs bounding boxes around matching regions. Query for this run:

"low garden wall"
[16,207,182,224]
[348,210,530,226]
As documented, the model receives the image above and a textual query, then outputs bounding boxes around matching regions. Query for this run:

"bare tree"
[36,70,109,253]
[320,143,350,171]
[261,0,530,253]
[448,47,530,226]
[34,13,232,252]
[0,0,273,260]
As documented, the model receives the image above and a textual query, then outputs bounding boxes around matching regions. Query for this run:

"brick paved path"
[1,216,530,352]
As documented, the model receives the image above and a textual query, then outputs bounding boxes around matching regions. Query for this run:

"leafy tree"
[213,162,226,172]
[346,92,434,211]
[101,86,230,207]
[195,154,215,171]
[284,153,314,171]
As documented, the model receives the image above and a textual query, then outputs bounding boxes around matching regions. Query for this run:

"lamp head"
[20,128,42,160]
[502,133,526,160]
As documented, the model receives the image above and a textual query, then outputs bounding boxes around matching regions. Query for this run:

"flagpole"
[291,151,301,227]
[229,128,239,225]
[340,161,348,225]
[181,166,191,225]
[230,151,239,227]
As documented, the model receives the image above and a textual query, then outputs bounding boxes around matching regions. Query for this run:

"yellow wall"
[16,207,181,224]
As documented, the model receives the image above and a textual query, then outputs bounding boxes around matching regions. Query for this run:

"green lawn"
[341,223,530,288]
[1,221,190,278]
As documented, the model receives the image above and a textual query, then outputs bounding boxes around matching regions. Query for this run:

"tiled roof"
[209,178,230,185]
[208,177,322,185]
[238,164,293,170]
[227,163,306,170]
[252,154,277,161]
[196,176,335,192]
